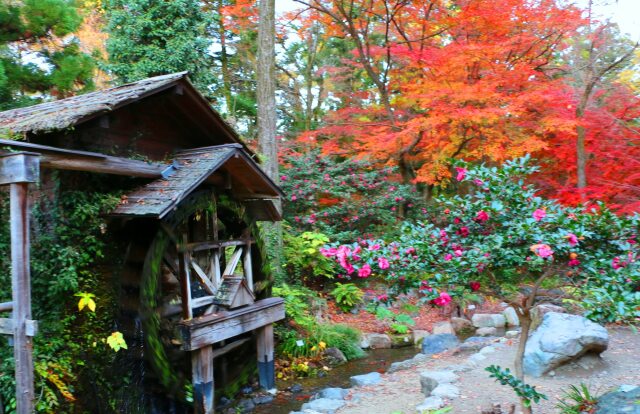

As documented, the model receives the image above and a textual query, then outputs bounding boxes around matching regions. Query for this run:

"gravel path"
[335,327,639,414]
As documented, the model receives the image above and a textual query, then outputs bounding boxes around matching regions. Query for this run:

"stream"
[253,346,420,414]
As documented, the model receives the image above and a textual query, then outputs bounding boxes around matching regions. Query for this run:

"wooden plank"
[256,324,275,390]
[183,239,251,253]
[179,298,284,351]
[243,243,253,291]
[191,261,216,295]
[0,301,12,312]
[178,234,193,320]
[223,246,243,276]
[191,345,214,414]
[210,337,251,359]
[10,182,35,414]
[160,295,216,317]
[0,318,13,335]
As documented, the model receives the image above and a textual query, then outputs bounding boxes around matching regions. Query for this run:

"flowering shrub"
[322,156,640,412]
[280,147,424,243]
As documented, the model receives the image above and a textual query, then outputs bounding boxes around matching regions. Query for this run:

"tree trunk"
[575,101,588,195]
[514,309,533,414]
[257,0,283,280]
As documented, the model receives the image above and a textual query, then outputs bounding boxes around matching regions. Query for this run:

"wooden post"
[179,233,193,320]
[243,242,253,291]
[0,153,39,414]
[191,346,214,414]
[256,324,275,390]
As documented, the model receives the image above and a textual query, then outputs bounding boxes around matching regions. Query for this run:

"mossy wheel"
[120,191,270,406]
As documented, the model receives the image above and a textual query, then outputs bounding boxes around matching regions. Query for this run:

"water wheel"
[119,191,271,411]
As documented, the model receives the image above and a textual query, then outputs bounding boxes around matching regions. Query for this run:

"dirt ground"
[335,326,639,414]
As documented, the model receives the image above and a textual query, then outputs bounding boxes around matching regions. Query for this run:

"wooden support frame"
[192,346,214,414]
[256,324,275,390]
[0,152,40,414]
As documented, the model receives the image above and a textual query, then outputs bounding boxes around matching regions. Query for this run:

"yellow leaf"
[87,298,96,312]
[78,298,86,311]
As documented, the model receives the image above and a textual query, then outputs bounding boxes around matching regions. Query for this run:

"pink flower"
[291,195,297,201]
[444,253,453,261]
[433,292,452,306]
[458,226,469,237]
[530,243,553,258]
[280,175,288,181]
[476,210,489,222]
[612,257,627,269]
[533,208,546,221]
[455,167,467,181]
[568,258,580,267]
[405,247,416,255]
[473,179,484,186]
[320,247,338,257]
[453,217,461,224]
[358,264,372,278]
[378,257,390,270]
[369,243,381,251]
[470,281,481,291]
[454,249,463,257]
[566,233,579,246]
[377,294,389,302]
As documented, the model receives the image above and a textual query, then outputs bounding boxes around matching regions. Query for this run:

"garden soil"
[335,326,639,414]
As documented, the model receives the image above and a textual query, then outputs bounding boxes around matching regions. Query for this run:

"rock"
[389,333,413,348]
[416,396,445,412]
[289,383,303,393]
[479,346,496,354]
[457,336,498,352]
[619,385,638,392]
[322,347,347,365]
[432,321,455,335]
[360,333,392,349]
[241,385,254,394]
[472,313,506,328]
[505,330,520,339]
[413,330,430,347]
[431,383,460,399]
[313,388,349,401]
[467,352,487,366]
[388,358,418,373]
[594,385,640,413]
[421,333,459,356]
[449,363,473,373]
[350,372,382,387]
[301,398,345,413]
[252,395,274,405]
[420,370,458,395]
[476,327,498,336]
[413,353,429,362]
[524,312,608,377]
[503,307,520,326]
[451,317,475,334]
[530,304,566,331]
[236,398,255,413]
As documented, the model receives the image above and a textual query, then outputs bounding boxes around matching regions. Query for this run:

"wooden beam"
[191,262,216,295]
[0,318,36,336]
[191,345,214,414]
[161,295,216,318]
[256,324,275,390]
[178,234,193,320]
[223,246,243,276]
[0,138,168,178]
[183,239,252,253]
[179,298,284,351]
[210,337,251,359]
[243,243,253,292]
[0,301,12,312]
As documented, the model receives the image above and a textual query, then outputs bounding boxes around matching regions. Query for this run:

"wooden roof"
[0,72,248,153]
[111,144,282,219]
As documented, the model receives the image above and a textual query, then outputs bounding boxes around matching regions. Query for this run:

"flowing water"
[253,346,419,414]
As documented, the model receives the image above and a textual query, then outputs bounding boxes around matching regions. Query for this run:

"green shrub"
[330,283,364,312]
[556,384,599,414]
[283,229,337,286]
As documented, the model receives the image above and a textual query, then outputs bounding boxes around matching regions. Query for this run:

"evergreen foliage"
[0,0,95,109]
[105,0,214,91]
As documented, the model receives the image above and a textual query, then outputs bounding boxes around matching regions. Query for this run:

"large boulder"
[421,333,459,356]
[359,333,392,349]
[420,370,458,396]
[523,312,608,377]
[350,372,382,387]
[595,385,640,414]
[450,317,475,335]
[432,321,455,335]
[301,398,345,413]
[322,347,347,366]
[472,313,506,328]
[530,303,566,331]
[503,307,520,327]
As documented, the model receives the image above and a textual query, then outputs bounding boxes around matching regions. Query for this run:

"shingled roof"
[0,73,244,150]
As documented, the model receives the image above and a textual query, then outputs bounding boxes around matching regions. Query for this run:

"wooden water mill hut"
[0,72,284,413]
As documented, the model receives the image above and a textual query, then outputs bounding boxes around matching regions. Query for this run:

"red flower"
[433,292,452,306]
[566,233,579,246]
[568,259,580,267]
[475,210,489,222]
[470,281,481,291]
[458,226,469,237]
[455,167,467,181]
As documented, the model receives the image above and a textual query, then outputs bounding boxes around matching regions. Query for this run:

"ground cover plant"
[323,156,640,413]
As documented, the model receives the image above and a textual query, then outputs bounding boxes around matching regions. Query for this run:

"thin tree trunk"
[257,0,283,280]
[514,312,533,414]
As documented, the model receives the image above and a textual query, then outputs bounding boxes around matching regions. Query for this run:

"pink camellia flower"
[453,217,461,224]
[444,253,453,261]
[358,264,372,278]
[533,208,546,221]
[458,226,469,237]
[378,257,390,269]
[320,247,338,257]
[470,281,481,291]
[291,195,297,201]
[454,249,463,257]
[566,233,579,246]
[281,175,288,181]
[369,243,381,251]
[473,178,484,186]
[612,257,627,269]
[455,167,467,181]
[444,208,450,214]
[405,247,416,255]
[476,210,489,222]
[568,258,580,267]
[530,243,553,258]
[433,292,452,307]
[377,294,389,302]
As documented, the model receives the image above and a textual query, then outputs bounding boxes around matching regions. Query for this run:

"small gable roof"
[111,144,283,219]
[0,72,248,152]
